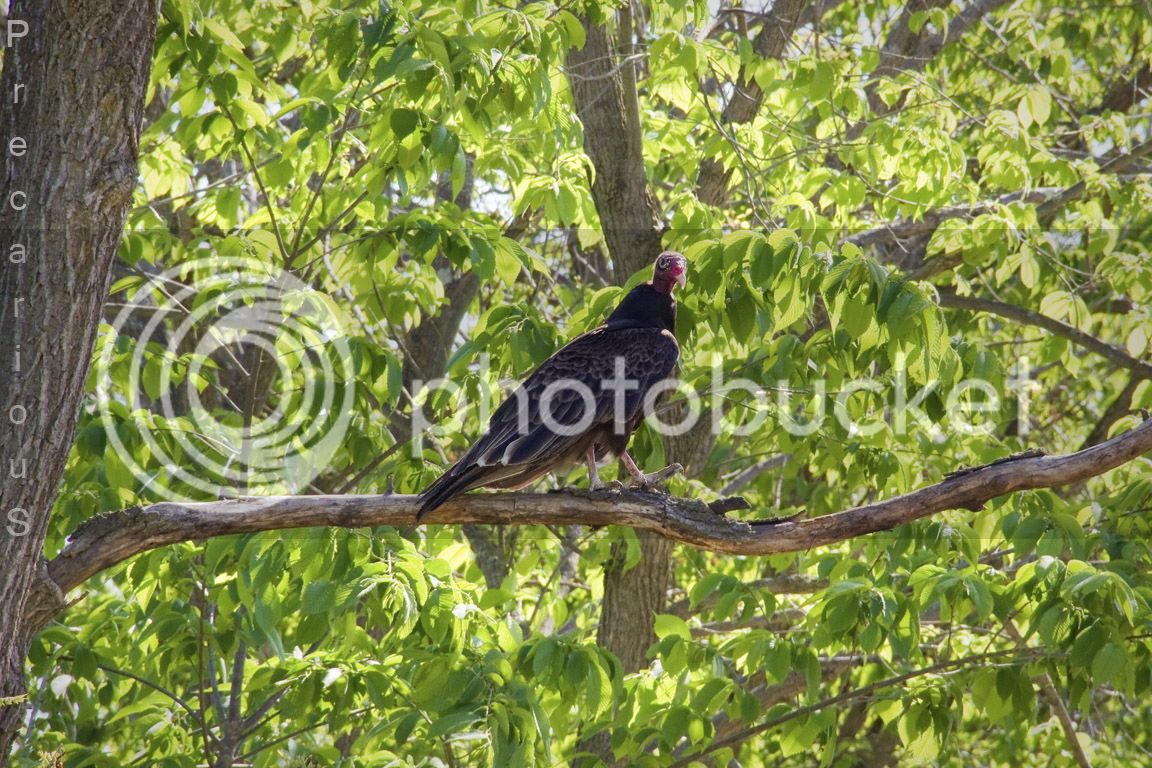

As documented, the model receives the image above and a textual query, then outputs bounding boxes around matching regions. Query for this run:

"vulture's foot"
[585,447,605,490]
[626,462,684,491]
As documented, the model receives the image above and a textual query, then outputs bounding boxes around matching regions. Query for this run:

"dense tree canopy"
[7,0,1152,765]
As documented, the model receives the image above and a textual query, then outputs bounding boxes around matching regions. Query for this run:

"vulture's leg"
[620,451,683,490]
[586,446,604,490]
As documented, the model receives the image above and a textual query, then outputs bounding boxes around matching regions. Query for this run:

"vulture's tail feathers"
[417,464,484,519]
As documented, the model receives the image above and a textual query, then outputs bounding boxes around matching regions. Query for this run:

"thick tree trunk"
[566,9,672,681]
[0,1,158,759]
[596,534,673,672]
[566,16,672,765]
[578,532,673,766]
[566,17,663,280]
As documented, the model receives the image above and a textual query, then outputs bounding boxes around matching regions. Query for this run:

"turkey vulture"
[417,251,687,518]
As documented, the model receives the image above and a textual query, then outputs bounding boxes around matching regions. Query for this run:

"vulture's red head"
[652,251,687,294]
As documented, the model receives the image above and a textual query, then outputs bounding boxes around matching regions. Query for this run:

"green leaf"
[302,580,336,614]
[103,444,135,490]
[390,108,420,138]
[204,17,245,51]
[842,294,872,337]
[395,710,422,744]
[1126,326,1147,358]
[558,9,586,49]
[494,242,522,286]
[1071,624,1107,669]
[653,614,691,640]
[1025,86,1052,126]
[428,708,483,738]
[142,356,166,401]
[808,61,833,100]
[1039,291,1072,321]
[662,706,692,746]
[688,572,727,608]
[1091,642,1129,688]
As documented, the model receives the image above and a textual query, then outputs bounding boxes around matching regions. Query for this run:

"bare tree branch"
[1003,622,1091,768]
[1034,137,1152,220]
[668,647,1057,768]
[868,0,1012,113]
[697,655,861,751]
[89,660,215,744]
[817,0,1013,160]
[843,188,1056,249]
[696,0,814,207]
[937,289,1152,379]
[1034,669,1092,768]
[850,137,1152,273]
[869,0,951,100]
[667,573,826,618]
[810,0,1013,219]
[1092,62,1152,115]
[690,609,806,637]
[1081,375,1142,451]
[38,418,1152,624]
[719,454,792,495]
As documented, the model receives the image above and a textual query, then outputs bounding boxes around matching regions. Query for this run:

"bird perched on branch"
[417,251,688,518]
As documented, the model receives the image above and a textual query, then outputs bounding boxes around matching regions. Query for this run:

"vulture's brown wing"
[417,326,678,515]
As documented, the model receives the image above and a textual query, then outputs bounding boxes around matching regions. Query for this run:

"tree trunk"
[566,16,663,280]
[566,9,673,679]
[695,0,810,208]
[596,534,673,672]
[566,16,673,765]
[0,1,158,758]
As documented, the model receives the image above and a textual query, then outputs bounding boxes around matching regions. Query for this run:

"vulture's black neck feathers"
[603,283,676,333]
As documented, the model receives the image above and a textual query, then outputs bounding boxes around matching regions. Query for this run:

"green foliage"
[21,0,1152,765]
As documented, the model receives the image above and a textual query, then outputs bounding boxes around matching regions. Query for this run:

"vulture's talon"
[627,462,684,491]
